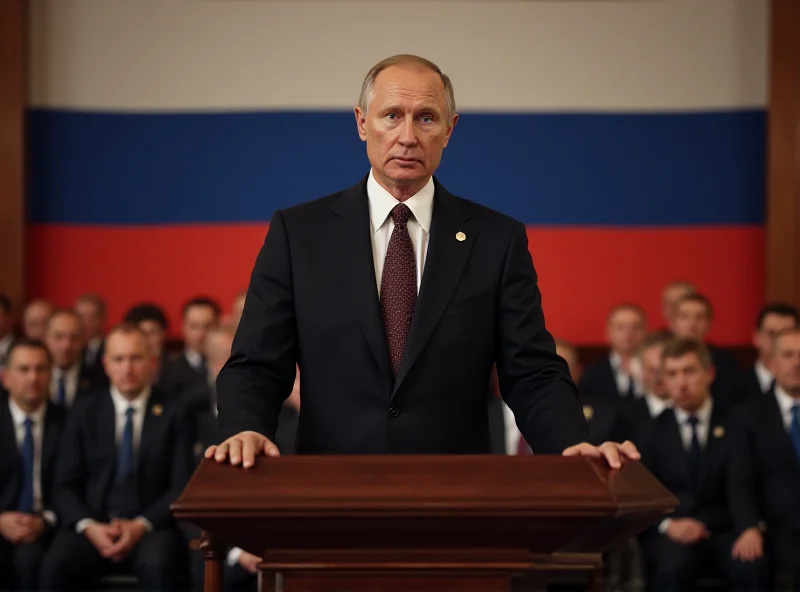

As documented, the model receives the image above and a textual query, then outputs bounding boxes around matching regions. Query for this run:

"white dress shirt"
[184,349,204,372]
[75,387,153,534]
[501,402,525,455]
[609,351,643,397]
[8,397,54,524]
[754,361,774,394]
[85,336,103,367]
[774,386,799,430]
[50,363,82,408]
[644,393,671,418]
[673,397,713,450]
[367,169,434,294]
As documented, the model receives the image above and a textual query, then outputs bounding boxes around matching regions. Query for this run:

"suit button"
[388,406,400,418]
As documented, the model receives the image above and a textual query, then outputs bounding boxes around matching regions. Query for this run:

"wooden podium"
[171,455,676,592]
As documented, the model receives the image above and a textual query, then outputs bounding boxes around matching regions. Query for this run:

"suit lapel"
[41,404,60,496]
[662,411,694,484]
[137,392,164,469]
[392,182,476,398]
[765,391,800,469]
[98,393,117,490]
[696,405,726,494]
[330,179,393,385]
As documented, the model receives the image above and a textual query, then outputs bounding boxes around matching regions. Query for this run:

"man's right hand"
[205,431,280,468]
[84,522,122,558]
[0,512,30,544]
[665,518,709,545]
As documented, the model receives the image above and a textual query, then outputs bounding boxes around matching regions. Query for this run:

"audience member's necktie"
[686,415,703,487]
[116,407,135,481]
[625,375,636,398]
[790,405,800,462]
[380,204,416,377]
[56,374,67,406]
[17,418,34,513]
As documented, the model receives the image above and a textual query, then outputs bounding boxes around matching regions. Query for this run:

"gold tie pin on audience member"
[456,231,466,242]
[152,404,163,417]
[582,405,594,421]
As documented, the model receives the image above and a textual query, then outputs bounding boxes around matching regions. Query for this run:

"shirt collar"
[54,363,81,380]
[774,385,798,417]
[366,169,434,235]
[8,396,48,428]
[109,385,151,415]
[754,361,774,392]
[645,393,671,416]
[674,396,713,426]
[185,348,204,370]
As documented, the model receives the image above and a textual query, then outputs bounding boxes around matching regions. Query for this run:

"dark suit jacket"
[722,366,764,408]
[639,404,744,536]
[0,395,67,524]
[729,389,800,534]
[217,176,589,454]
[581,395,634,447]
[160,353,206,397]
[51,387,194,530]
[579,357,628,400]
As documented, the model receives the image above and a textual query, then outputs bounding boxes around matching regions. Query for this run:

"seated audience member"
[579,304,647,400]
[161,297,221,396]
[659,280,695,333]
[669,293,739,403]
[726,303,799,405]
[0,293,16,372]
[40,323,193,591]
[74,292,108,384]
[21,299,54,341]
[730,328,800,589]
[44,310,107,408]
[0,340,67,591]
[639,338,765,592]
[123,303,170,387]
[626,331,673,444]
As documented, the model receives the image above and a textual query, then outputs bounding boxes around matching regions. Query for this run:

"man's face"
[662,285,693,324]
[2,346,51,409]
[44,313,84,369]
[663,352,714,412]
[103,331,153,396]
[606,309,645,356]
[355,64,458,195]
[182,305,218,353]
[754,313,797,362]
[23,301,54,340]
[772,333,800,395]
[671,301,710,341]
[640,344,668,400]
[138,320,166,358]
[75,300,104,340]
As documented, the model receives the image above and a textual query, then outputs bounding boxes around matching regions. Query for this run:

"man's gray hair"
[358,54,457,119]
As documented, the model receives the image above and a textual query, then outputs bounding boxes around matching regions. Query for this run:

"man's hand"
[665,518,709,545]
[19,515,45,543]
[205,431,280,469]
[84,522,123,557]
[732,527,763,562]
[562,441,640,469]
[237,550,262,574]
[104,519,149,562]
[0,512,36,544]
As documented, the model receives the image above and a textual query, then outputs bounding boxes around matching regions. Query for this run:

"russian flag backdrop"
[26,0,769,344]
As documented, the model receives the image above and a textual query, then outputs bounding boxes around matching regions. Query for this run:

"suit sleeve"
[494,222,589,453]
[51,405,97,528]
[216,210,298,442]
[727,411,762,535]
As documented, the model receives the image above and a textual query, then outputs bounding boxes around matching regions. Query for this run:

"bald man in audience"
[40,323,192,591]
[0,340,67,591]
[44,310,106,408]
[579,304,647,400]
[74,293,108,383]
[22,299,54,342]
[669,293,739,404]
[731,328,800,590]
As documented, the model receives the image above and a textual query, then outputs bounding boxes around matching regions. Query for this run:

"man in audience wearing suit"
[0,340,67,591]
[44,310,107,409]
[626,331,673,444]
[726,303,799,406]
[730,328,800,590]
[40,323,193,591]
[21,299,54,342]
[0,294,17,375]
[660,280,695,332]
[669,293,739,402]
[161,297,221,396]
[639,338,765,592]
[579,304,647,401]
[74,292,108,385]
[123,303,171,388]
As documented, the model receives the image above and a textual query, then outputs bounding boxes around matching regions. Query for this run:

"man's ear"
[354,106,367,142]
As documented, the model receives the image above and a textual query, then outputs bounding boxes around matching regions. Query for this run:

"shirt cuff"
[76,518,99,534]
[134,516,154,532]
[41,510,57,528]
[226,547,243,567]
[658,518,672,534]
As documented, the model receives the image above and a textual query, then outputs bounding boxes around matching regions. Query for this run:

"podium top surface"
[172,455,676,519]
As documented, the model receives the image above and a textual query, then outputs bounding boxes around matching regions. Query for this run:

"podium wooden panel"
[172,455,676,592]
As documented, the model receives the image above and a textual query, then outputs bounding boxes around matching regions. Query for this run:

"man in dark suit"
[639,338,765,591]
[0,339,67,591]
[625,331,673,446]
[74,292,108,386]
[730,328,800,589]
[39,323,193,591]
[43,310,107,409]
[208,54,638,467]
[725,303,799,406]
[123,303,171,389]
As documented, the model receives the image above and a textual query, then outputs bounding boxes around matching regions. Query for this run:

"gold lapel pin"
[583,405,594,421]
[455,231,466,242]
[152,404,163,417]
[713,425,724,438]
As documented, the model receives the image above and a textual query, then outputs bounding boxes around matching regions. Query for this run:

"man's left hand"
[562,441,640,469]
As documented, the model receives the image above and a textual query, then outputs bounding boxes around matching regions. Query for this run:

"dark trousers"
[767,528,800,591]
[39,528,188,591]
[645,532,767,592]
[0,534,51,591]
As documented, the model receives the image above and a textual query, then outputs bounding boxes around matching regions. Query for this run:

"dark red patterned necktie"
[380,204,417,377]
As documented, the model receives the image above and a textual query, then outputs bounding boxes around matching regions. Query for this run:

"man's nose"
[398,117,417,145]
